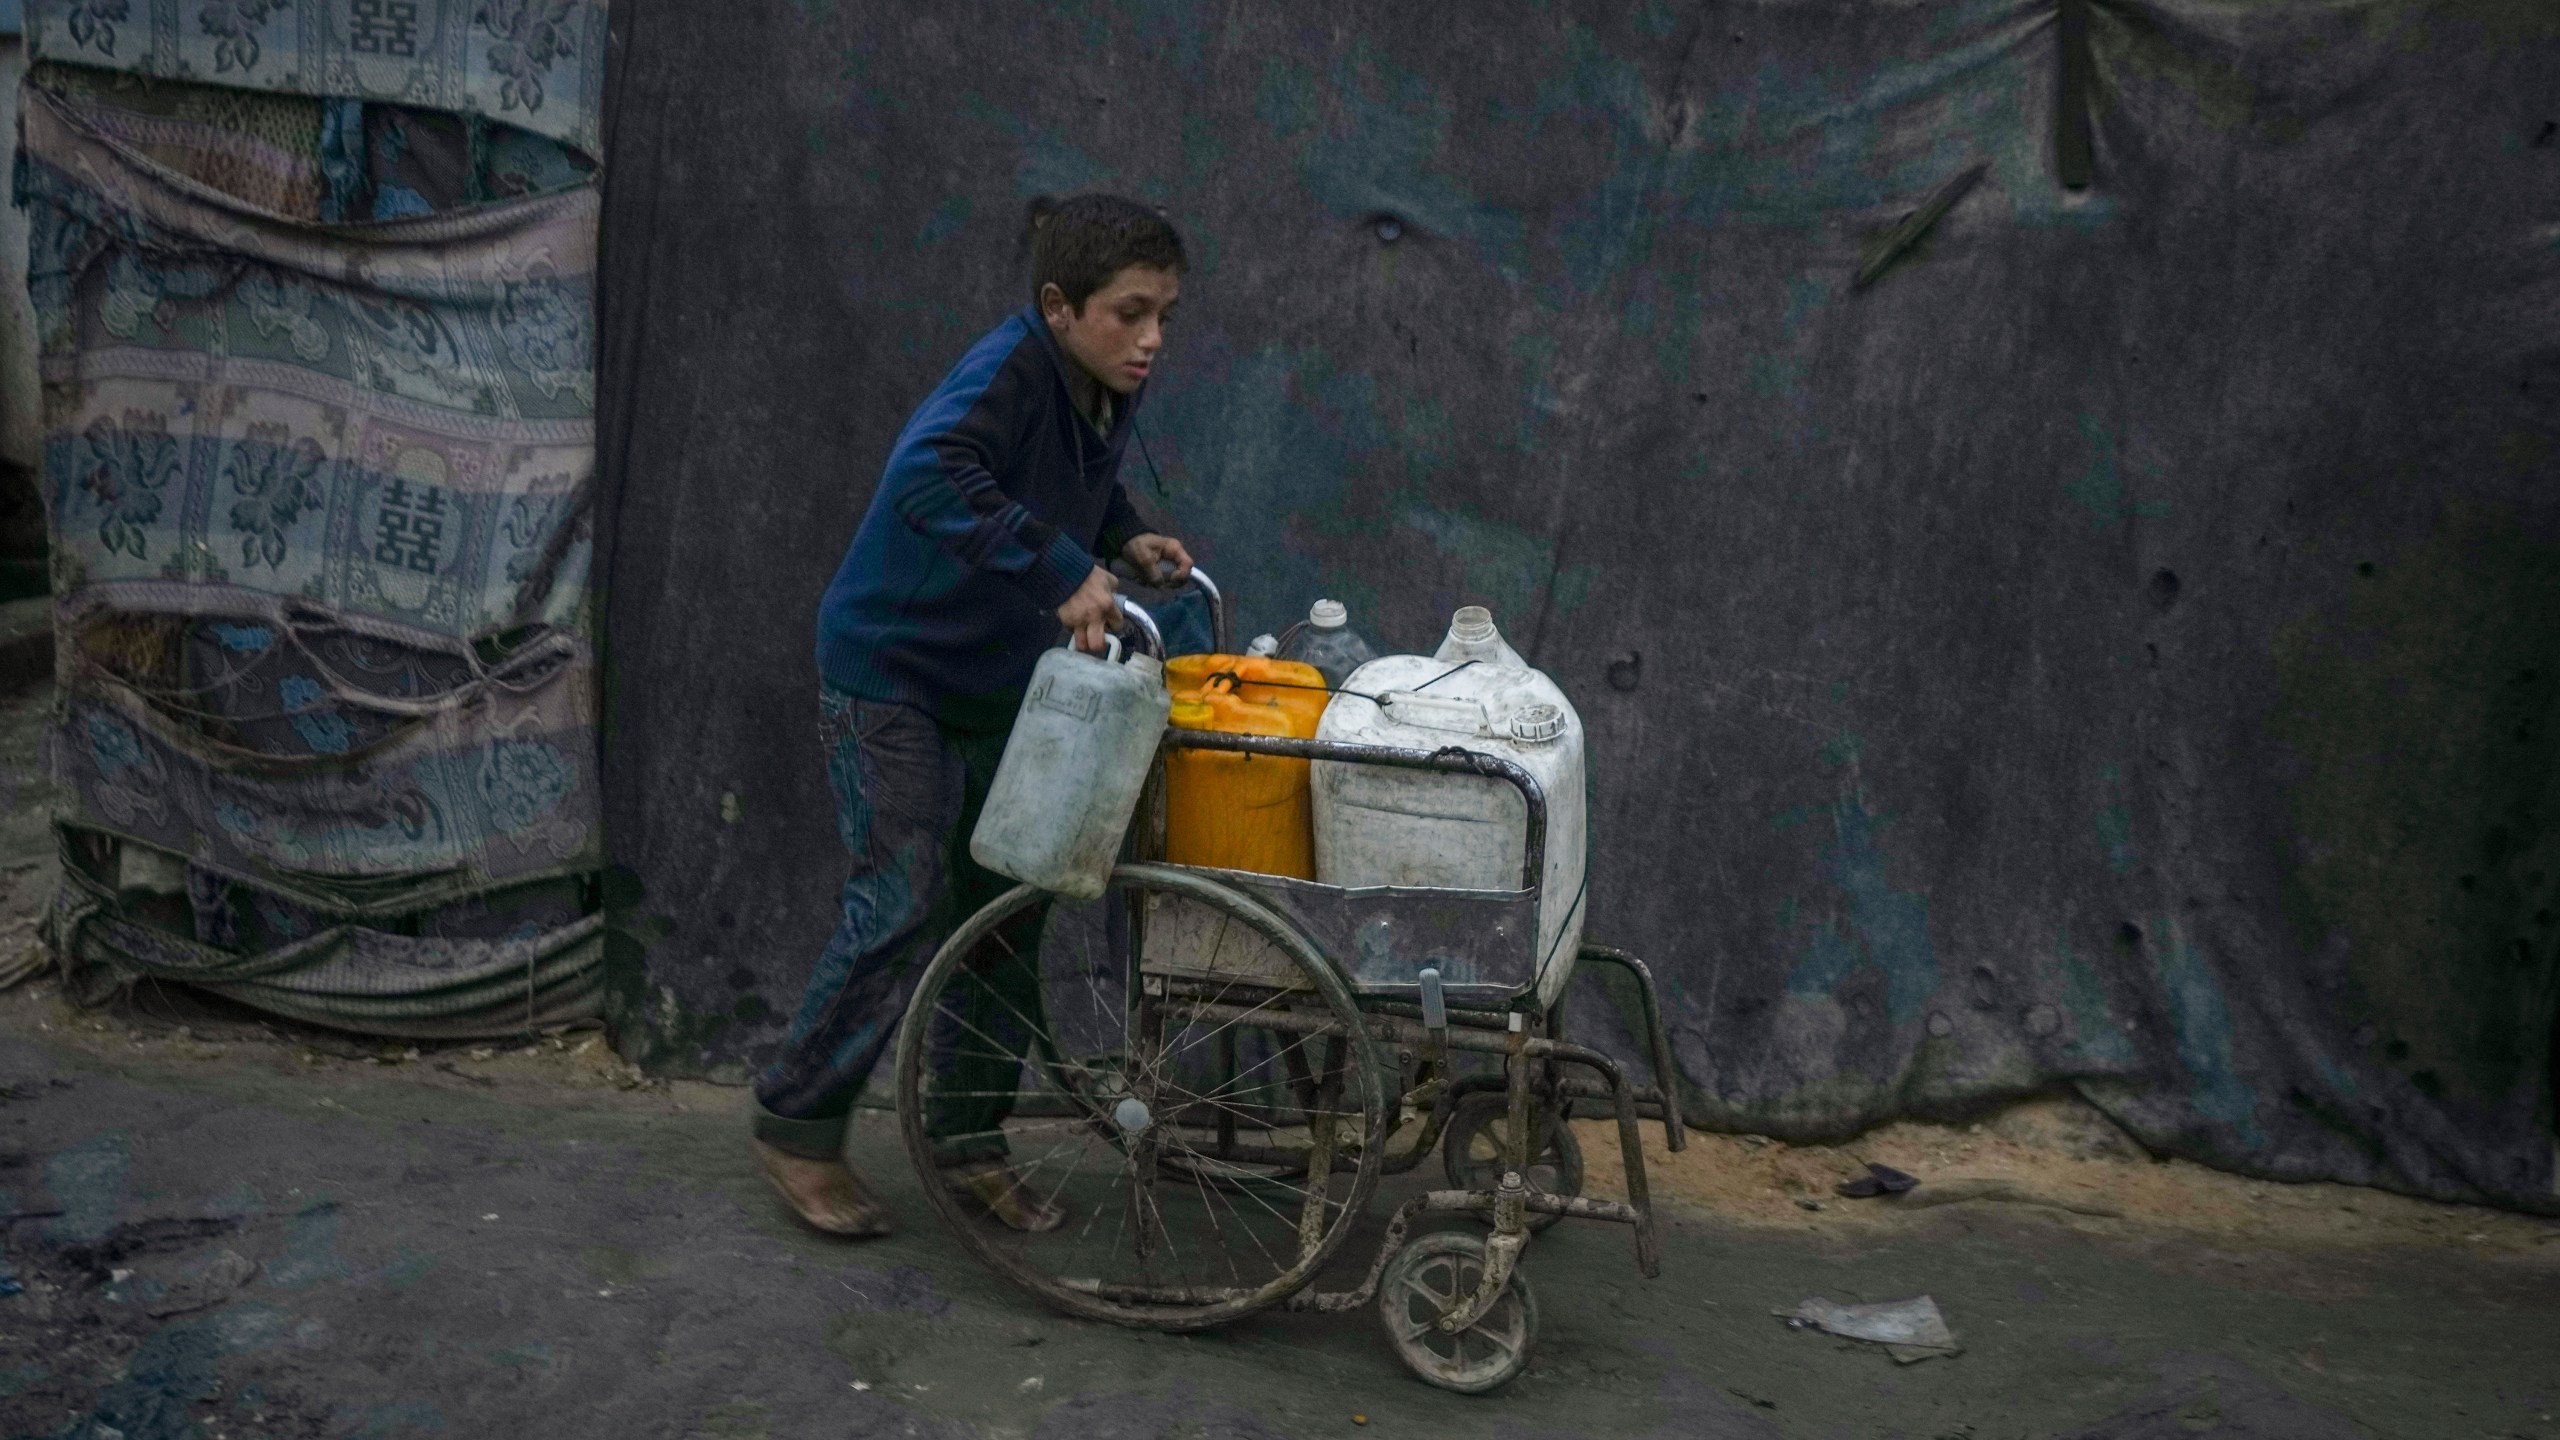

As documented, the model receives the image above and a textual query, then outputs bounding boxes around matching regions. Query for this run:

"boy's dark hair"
[1027,194,1186,312]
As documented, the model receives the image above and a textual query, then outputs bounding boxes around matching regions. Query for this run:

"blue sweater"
[817,308,1150,730]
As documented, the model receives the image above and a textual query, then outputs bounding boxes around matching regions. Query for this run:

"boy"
[752,195,1194,1237]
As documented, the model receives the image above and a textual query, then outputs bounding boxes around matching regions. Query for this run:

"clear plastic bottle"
[1282,598,1381,688]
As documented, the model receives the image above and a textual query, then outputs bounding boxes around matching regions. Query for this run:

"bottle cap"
[1309,599,1348,629]
[1246,633,1279,656]
[1508,703,1563,743]
[1125,653,1163,683]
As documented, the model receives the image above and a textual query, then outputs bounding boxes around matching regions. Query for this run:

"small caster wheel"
[1440,1092,1583,1232]
[1375,1230,1539,1394]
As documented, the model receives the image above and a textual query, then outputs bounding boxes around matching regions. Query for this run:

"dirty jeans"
[752,688,1050,1168]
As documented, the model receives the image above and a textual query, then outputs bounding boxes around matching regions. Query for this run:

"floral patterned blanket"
[19,32,606,1036]
[27,0,605,154]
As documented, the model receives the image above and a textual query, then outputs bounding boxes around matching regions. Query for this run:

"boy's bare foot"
[940,1159,1068,1233]
[751,1138,897,1238]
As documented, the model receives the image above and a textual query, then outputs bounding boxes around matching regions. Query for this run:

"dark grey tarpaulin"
[596,1,2560,1210]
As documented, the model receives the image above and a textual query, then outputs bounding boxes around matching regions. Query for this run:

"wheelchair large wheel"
[893,862,1391,1331]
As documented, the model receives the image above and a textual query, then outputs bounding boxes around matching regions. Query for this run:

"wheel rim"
[1378,1234,1537,1392]
[895,864,1390,1330]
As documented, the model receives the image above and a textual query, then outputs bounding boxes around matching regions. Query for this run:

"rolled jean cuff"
[751,1099,848,1160]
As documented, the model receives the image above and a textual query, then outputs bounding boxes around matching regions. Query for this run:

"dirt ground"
[1574,1101,2560,1260]
[4,682,2560,1439]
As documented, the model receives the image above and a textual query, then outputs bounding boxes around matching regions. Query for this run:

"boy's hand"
[1057,566,1122,654]
[1120,533,1194,587]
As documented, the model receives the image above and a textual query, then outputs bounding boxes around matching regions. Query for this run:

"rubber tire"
[1375,1230,1540,1394]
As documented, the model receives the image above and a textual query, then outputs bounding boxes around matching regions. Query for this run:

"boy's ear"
[1038,282,1074,329]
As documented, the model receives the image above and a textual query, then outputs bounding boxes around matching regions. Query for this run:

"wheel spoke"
[1471,1317,1523,1362]
[902,873,1380,1322]
[1195,1028,1333,1106]
[1167,984,1302,1063]
[1416,1268,1458,1308]
[1179,1134,1331,1237]
[1389,1312,1440,1344]
[948,940,1076,1069]
[1171,1131,1251,1287]
[1033,1129,1098,1219]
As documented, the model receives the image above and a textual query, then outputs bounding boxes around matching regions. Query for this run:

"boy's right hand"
[1057,566,1122,654]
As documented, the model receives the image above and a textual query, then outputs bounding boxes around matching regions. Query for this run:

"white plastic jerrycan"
[973,635,1170,902]
[1313,606,1587,1008]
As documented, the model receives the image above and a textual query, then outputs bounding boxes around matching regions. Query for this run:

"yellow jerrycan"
[1160,654,1330,878]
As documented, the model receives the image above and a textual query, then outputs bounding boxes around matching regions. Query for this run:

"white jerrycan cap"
[1508,702,1564,743]
[1125,652,1164,683]
[1308,599,1348,629]
[1245,633,1279,656]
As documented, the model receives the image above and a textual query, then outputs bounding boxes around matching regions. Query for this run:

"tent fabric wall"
[19,0,604,153]
[24,0,607,1037]
[595,0,2560,1209]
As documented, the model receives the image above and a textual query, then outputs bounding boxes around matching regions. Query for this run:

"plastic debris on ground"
[1778,1294,1961,1363]
[1834,1161,1920,1198]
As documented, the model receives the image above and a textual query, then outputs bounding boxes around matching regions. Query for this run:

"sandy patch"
[1574,1096,2560,1258]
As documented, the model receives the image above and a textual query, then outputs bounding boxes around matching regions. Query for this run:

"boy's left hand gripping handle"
[1112,563,1225,655]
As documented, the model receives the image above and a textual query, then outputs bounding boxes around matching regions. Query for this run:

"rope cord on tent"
[68,608,582,770]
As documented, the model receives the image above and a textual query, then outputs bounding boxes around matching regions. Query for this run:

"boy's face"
[1042,265,1181,396]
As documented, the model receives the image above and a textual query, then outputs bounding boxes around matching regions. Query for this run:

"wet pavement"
[1,993,2556,1440]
